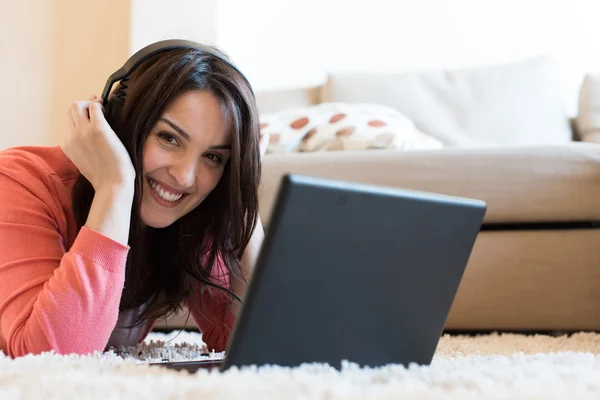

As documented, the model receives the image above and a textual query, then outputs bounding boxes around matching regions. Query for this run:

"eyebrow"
[159,118,232,150]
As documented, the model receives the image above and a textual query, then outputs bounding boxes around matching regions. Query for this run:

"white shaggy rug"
[1,330,600,399]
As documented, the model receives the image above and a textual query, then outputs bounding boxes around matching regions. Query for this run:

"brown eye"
[205,153,224,164]
[158,132,179,146]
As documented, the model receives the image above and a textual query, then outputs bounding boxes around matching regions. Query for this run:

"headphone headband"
[101,39,253,103]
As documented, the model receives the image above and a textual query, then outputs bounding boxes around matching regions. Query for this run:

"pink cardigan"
[0,146,236,358]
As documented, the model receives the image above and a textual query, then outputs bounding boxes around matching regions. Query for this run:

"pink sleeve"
[185,253,237,352]
[0,167,129,358]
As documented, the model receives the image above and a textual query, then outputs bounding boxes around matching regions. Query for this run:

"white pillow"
[259,102,443,153]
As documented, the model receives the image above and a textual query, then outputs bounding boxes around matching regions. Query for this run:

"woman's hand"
[61,94,136,191]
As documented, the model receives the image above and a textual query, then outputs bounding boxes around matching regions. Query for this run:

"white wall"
[130,0,218,53]
[214,0,600,116]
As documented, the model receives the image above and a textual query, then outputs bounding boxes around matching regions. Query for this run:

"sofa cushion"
[259,102,443,153]
[322,56,573,147]
[259,143,600,226]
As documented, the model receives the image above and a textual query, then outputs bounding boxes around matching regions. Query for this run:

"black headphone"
[101,39,254,109]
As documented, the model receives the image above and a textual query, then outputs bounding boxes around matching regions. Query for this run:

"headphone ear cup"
[104,96,126,132]
[103,77,129,132]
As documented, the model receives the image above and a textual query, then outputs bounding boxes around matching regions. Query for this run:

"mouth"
[147,178,188,207]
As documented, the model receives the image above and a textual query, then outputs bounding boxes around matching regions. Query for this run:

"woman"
[0,43,268,358]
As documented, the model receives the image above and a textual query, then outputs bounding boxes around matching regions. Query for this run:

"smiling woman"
[0,40,269,358]
[140,92,232,229]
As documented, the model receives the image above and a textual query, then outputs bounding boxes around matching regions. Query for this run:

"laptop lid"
[221,174,486,370]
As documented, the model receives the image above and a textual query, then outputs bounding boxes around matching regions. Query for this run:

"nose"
[168,157,197,189]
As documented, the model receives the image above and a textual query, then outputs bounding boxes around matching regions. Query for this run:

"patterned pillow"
[259,103,443,153]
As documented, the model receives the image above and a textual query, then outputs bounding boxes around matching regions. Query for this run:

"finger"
[69,102,85,129]
[88,101,106,126]
[89,94,104,105]
[69,101,92,129]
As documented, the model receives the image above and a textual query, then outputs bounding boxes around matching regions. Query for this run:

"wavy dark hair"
[71,47,261,326]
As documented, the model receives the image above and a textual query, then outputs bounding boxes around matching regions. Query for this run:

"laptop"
[151,174,486,372]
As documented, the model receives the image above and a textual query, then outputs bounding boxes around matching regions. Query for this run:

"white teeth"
[149,179,183,203]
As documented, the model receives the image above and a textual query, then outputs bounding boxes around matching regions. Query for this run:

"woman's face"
[140,90,232,228]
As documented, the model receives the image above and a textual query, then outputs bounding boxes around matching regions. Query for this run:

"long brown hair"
[71,46,261,326]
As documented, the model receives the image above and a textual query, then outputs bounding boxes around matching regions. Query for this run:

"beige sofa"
[161,56,600,333]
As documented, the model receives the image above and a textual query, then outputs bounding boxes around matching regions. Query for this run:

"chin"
[140,215,177,229]
[139,205,178,228]
[138,190,203,229]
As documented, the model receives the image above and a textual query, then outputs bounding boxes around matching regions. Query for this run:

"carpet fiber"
[1,331,600,399]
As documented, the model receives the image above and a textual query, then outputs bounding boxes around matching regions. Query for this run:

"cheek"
[142,141,169,174]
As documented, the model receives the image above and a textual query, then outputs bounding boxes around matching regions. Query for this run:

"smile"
[148,178,186,204]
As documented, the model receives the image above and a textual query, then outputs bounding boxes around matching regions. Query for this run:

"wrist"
[92,183,136,216]
[85,181,135,247]
[95,180,136,198]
